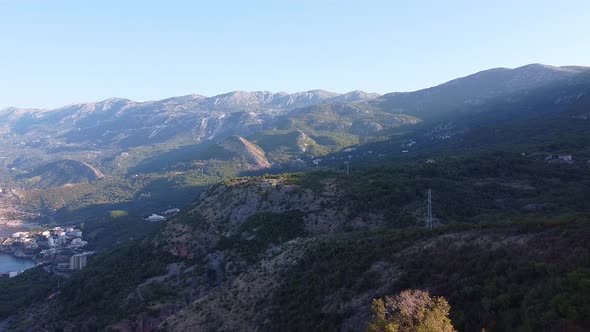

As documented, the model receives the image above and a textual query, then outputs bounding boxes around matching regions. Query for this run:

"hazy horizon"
[4,62,588,110]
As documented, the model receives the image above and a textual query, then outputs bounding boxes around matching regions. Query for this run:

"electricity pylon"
[426,188,433,229]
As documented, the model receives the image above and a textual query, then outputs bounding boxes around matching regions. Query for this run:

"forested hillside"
[6,149,589,331]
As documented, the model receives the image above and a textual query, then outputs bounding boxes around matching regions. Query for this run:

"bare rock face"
[351,119,384,135]
[15,159,104,189]
[217,136,271,169]
[331,90,381,102]
[294,130,311,153]
[272,89,339,108]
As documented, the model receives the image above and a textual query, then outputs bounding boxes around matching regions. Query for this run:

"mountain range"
[0,63,588,221]
[0,89,379,149]
[1,63,590,331]
[1,64,587,152]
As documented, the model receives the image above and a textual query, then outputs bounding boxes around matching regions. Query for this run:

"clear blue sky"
[1,0,589,109]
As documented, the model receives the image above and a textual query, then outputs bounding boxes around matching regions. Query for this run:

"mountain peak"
[334,90,381,102]
[513,63,587,73]
[481,63,588,73]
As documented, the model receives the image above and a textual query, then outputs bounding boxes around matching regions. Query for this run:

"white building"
[70,253,88,270]
[147,214,166,222]
[41,248,57,256]
[70,238,88,248]
[24,239,38,249]
[56,236,66,245]
[67,229,83,238]
[163,208,180,215]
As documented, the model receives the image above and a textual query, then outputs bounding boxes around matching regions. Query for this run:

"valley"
[0,64,589,331]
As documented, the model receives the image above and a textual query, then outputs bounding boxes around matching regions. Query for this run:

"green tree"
[368,289,456,332]
[368,298,399,332]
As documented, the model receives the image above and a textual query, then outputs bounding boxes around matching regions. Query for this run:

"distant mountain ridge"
[0,89,380,115]
[373,63,590,118]
[1,63,589,191]
[0,89,381,149]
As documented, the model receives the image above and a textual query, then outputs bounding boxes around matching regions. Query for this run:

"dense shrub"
[368,290,455,332]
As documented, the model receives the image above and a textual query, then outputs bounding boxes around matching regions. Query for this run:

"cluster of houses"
[6,231,40,251]
[38,226,88,254]
[0,225,92,278]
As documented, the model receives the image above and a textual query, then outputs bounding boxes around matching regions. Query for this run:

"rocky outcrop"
[15,159,104,189]
[217,136,271,169]
[294,130,312,153]
[156,176,383,259]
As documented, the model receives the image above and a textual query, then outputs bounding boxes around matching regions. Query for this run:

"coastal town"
[0,202,180,279]
[0,224,93,278]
